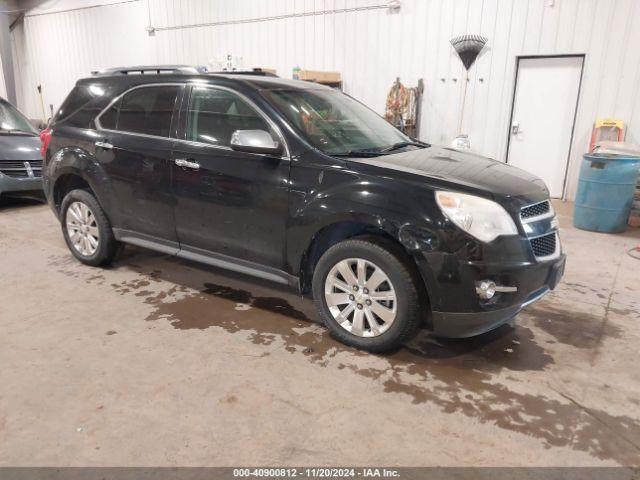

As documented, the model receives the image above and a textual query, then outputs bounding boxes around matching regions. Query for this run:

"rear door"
[171,85,290,269]
[95,84,184,246]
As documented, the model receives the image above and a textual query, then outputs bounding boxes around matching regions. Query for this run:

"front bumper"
[0,174,43,195]
[420,249,566,338]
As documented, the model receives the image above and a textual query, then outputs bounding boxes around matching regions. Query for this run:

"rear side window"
[100,85,179,137]
[55,84,109,128]
[55,85,93,123]
[186,86,274,146]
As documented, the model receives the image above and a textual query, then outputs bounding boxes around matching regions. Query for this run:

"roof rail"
[210,68,279,77]
[91,65,208,76]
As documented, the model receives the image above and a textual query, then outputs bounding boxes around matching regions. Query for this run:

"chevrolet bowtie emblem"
[23,161,34,178]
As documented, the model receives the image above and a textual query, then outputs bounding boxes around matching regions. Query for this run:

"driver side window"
[186,87,275,147]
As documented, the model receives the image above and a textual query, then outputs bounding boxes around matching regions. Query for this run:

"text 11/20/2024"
[233,468,400,478]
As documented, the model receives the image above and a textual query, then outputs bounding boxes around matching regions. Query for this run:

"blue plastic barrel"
[574,153,640,233]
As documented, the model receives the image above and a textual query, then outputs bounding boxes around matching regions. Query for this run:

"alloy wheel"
[324,258,397,337]
[65,201,100,257]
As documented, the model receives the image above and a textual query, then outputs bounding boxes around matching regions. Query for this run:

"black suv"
[42,65,565,352]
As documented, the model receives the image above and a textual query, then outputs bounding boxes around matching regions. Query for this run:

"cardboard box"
[298,70,341,83]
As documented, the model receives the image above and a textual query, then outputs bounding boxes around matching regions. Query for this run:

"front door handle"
[511,122,522,135]
[174,158,200,170]
[95,141,113,150]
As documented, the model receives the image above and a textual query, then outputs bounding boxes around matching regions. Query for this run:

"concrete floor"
[0,198,639,467]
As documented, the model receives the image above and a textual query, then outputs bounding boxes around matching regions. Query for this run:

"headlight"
[435,191,518,243]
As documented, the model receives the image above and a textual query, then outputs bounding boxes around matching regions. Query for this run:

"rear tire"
[312,237,421,352]
[60,189,119,266]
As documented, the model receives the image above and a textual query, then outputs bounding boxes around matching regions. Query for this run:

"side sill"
[178,245,294,286]
[113,228,179,255]
[112,229,298,288]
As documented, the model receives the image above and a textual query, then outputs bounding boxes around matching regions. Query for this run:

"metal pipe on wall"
[149,2,400,33]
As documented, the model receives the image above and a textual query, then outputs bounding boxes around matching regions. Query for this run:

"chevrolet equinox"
[42,66,565,352]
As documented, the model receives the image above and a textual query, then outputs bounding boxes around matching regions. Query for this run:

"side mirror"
[230,129,283,156]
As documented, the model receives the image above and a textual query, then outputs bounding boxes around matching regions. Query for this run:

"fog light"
[476,280,518,300]
[476,280,497,300]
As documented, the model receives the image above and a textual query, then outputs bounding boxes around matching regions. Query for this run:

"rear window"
[101,85,179,137]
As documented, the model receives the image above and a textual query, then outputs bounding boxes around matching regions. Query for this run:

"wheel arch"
[49,146,113,217]
[297,216,429,304]
[52,172,94,213]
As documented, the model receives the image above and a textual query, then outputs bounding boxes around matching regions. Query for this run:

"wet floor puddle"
[526,303,623,349]
[51,253,640,465]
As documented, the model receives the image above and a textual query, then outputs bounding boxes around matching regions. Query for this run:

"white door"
[506,56,583,198]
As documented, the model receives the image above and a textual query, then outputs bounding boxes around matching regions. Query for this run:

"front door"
[171,85,290,270]
[506,56,583,198]
[95,84,183,244]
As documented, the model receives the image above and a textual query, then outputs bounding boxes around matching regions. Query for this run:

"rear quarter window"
[54,84,110,128]
[55,86,92,122]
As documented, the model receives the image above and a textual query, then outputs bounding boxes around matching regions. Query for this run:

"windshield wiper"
[331,149,385,158]
[330,140,430,158]
[379,140,430,153]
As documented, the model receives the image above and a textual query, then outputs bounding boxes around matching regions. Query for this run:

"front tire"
[60,189,119,266]
[312,237,421,352]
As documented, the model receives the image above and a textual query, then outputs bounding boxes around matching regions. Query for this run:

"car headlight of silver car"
[435,191,518,243]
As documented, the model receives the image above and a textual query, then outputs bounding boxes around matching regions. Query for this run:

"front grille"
[0,160,42,178]
[530,232,557,258]
[521,200,550,219]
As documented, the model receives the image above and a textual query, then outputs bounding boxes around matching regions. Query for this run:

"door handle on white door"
[95,141,113,149]
[174,158,200,170]
[511,122,522,135]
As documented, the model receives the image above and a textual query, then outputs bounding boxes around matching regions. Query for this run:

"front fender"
[286,160,441,277]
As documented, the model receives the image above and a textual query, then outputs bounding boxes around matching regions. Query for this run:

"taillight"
[39,127,52,158]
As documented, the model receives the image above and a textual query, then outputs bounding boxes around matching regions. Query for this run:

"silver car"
[0,98,43,199]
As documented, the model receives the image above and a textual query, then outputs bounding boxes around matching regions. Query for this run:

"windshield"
[265,89,410,155]
[0,99,38,135]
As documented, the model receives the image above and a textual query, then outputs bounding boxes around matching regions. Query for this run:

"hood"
[348,146,548,199]
[0,134,41,161]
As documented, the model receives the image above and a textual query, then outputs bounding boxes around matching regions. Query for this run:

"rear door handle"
[174,158,200,170]
[95,141,113,150]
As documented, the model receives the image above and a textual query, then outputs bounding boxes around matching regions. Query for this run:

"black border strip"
[0,467,637,480]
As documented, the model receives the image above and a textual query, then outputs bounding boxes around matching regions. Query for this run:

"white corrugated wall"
[10,0,640,200]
